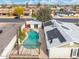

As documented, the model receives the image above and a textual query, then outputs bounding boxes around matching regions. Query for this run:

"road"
[0,18,79,23]
[54,18,79,23]
[0,18,33,23]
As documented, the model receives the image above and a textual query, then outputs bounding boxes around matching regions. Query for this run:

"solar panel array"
[47,28,66,44]
[44,21,53,26]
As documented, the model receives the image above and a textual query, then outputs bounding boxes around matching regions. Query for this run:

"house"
[44,20,79,58]
[21,20,42,29]
[21,20,42,32]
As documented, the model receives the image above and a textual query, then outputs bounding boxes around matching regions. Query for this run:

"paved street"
[0,18,33,23]
[54,18,79,23]
[0,18,79,23]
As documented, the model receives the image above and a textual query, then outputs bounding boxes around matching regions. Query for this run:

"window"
[70,49,79,57]
[70,49,73,57]
[73,49,77,56]
[34,24,38,28]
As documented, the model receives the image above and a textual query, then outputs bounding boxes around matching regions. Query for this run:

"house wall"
[26,21,42,29]
[49,48,71,58]
[21,21,42,33]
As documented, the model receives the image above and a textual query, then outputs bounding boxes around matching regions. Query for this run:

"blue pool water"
[23,30,39,49]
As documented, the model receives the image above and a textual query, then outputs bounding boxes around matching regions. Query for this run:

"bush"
[14,6,24,17]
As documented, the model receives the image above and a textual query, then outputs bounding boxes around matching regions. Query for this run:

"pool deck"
[9,28,48,59]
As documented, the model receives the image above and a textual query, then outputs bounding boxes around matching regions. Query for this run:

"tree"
[36,6,52,22]
[31,10,36,18]
[14,6,24,17]
[60,8,64,12]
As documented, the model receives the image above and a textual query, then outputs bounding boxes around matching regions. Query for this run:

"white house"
[44,20,79,58]
[21,20,42,32]
[25,20,42,29]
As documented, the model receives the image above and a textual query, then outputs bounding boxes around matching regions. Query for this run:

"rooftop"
[44,20,79,49]
[0,24,20,55]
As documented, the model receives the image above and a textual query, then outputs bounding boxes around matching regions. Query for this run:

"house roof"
[0,24,20,56]
[55,20,79,43]
[44,20,79,49]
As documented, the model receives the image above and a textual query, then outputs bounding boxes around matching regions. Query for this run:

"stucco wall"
[49,48,71,58]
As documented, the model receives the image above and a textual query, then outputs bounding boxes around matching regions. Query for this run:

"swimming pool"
[23,29,39,49]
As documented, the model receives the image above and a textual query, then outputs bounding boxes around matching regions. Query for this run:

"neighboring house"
[0,7,31,17]
[55,11,75,17]
[0,8,12,16]
[21,20,42,31]
[44,20,79,58]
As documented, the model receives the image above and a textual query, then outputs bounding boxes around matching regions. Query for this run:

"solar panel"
[47,28,66,43]
[44,21,53,26]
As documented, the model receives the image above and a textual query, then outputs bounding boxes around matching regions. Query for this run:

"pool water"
[23,30,39,49]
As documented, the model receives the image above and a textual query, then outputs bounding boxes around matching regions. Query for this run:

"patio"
[9,28,48,59]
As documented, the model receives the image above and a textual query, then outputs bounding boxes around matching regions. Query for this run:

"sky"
[0,0,79,5]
